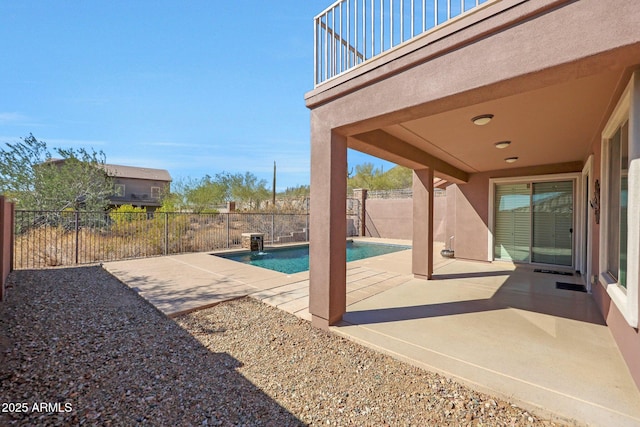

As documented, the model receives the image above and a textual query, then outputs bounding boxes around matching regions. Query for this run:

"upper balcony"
[314,0,495,88]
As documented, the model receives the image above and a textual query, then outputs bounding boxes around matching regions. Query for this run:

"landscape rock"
[0,267,574,426]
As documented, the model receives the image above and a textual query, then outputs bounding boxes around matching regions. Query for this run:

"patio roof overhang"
[306,0,640,180]
[350,129,469,184]
[347,70,630,177]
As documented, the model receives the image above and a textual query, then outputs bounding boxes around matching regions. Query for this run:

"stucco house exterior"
[103,163,172,211]
[305,0,640,392]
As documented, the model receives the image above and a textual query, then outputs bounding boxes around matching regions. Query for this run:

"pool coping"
[103,237,431,320]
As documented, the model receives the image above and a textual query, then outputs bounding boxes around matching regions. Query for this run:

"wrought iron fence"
[13,210,310,269]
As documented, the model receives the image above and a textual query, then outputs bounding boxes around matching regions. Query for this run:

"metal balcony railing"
[314,0,493,86]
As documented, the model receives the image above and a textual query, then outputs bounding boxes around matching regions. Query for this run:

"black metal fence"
[13,210,309,269]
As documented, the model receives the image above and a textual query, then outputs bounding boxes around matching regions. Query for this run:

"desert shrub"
[109,204,147,224]
[148,212,191,253]
[109,205,148,236]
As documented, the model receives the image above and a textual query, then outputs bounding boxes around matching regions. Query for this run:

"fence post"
[164,212,169,255]
[74,210,80,264]
[226,213,230,248]
[305,214,309,242]
[9,202,14,273]
[271,213,275,245]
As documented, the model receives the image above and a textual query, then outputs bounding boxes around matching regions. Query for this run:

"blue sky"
[0,1,395,191]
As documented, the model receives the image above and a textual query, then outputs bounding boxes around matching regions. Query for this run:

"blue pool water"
[217,241,410,274]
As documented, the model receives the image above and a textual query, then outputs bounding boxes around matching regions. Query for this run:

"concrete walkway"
[103,239,640,427]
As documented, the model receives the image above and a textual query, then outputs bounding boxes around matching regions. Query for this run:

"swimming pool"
[216,241,410,274]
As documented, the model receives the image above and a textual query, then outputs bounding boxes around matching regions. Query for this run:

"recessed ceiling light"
[494,141,511,149]
[472,114,493,125]
[505,157,519,163]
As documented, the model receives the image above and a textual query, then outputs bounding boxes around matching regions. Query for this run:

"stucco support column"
[309,123,347,329]
[412,168,434,280]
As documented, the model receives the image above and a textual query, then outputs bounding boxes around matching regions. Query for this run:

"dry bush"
[14,226,76,268]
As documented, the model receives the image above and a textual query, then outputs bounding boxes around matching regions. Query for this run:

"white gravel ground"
[0,266,574,426]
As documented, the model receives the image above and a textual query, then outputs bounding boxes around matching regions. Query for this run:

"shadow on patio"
[344,265,604,326]
[333,259,640,427]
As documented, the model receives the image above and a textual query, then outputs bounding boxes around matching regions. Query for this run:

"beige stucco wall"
[364,196,446,242]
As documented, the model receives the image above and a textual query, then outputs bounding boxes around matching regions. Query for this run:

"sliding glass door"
[494,180,574,266]
[531,181,573,266]
[494,183,531,262]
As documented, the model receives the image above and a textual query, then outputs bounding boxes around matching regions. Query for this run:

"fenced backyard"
[13,210,310,269]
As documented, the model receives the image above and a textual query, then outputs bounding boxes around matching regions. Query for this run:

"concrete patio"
[103,239,640,426]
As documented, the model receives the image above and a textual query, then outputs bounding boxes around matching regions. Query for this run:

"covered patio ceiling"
[348,69,626,178]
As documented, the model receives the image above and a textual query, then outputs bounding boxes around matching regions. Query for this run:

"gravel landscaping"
[0,266,573,426]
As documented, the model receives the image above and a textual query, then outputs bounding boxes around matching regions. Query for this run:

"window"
[606,123,628,288]
[114,184,125,197]
[599,71,637,328]
[151,186,161,199]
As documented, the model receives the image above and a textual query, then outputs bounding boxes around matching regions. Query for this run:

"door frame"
[579,156,594,292]
[488,172,581,268]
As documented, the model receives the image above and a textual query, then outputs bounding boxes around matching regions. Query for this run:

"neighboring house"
[41,159,171,211]
[305,0,640,392]
[103,163,172,211]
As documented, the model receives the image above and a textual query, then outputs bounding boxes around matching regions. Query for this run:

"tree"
[0,134,114,211]
[185,175,227,213]
[278,184,310,199]
[224,171,270,210]
[347,163,412,191]
[381,164,412,189]
[164,171,272,212]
